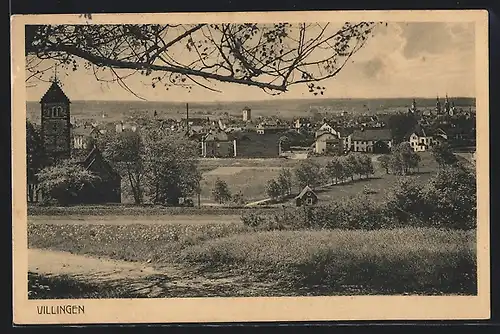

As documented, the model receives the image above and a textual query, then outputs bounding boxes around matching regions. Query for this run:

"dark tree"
[142,127,202,205]
[36,159,100,206]
[378,154,390,174]
[26,121,44,182]
[266,179,282,200]
[387,113,418,144]
[389,142,420,175]
[212,177,232,204]
[423,164,476,229]
[431,142,458,167]
[277,168,293,196]
[294,160,323,188]
[103,130,144,204]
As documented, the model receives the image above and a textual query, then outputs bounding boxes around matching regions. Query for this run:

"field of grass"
[27,204,281,216]
[322,152,437,198]
[28,214,242,225]
[28,272,143,299]
[200,166,288,202]
[28,222,477,295]
[314,172,433,203]
[181,228,476,295]
[29,222,251,263]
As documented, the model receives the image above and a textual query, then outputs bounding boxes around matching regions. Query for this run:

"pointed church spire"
[51,63,60,85]
[435,94,442,114]
[444,93,450,113]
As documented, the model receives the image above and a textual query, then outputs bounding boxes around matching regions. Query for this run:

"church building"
[28,79,121,204]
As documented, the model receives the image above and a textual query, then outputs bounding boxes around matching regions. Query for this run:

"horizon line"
[25,96,477,104]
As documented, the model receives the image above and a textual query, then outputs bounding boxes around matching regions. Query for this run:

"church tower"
[40,77,71,163]
[435,95,442,114]
[444,94,450,114]
[410,98,417,113]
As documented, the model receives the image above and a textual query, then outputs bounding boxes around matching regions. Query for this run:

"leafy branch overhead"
[26,22,379,96]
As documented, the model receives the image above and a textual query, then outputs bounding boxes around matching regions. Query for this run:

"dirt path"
[29,249,164,282]
[29,248,278,298]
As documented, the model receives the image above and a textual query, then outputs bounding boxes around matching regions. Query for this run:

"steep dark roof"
[337,127,355,137]
[351,129,392,141]
[40,81,70,104]
[80,146,121,179]
[407,124,432,138]
[295,185,317,199]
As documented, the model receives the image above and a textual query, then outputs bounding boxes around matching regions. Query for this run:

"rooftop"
[40,81,70,104]
[295,185,317,199]
[350,129,392,141]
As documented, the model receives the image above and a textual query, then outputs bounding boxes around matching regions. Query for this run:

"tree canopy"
[212,177,232,204]
[36,158,100,205]
[26,22,379,97]
[27,121,44,181]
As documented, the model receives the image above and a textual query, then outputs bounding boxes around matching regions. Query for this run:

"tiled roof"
[351,129,392,141]
[40,81,70,104]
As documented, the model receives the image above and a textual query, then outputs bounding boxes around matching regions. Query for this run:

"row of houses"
[72,115,470,159]
[314,127,393,155]
[313,120,474,155]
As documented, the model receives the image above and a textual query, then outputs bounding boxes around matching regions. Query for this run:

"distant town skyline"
[26,21,476,102]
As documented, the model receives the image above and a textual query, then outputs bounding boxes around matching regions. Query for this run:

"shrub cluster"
[242,164,476,231]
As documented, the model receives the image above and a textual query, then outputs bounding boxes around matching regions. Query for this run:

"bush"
[241,212,268,228]
[310,194,389,230]
[384,177,429,225]
[237,165,477,231]
[423,165,476,229]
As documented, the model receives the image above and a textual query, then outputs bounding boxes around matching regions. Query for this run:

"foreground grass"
[28,223,476,295]
[28,205,281,216]
[28,222,252,263]
[28,272,143,299]
[180,228,476,295]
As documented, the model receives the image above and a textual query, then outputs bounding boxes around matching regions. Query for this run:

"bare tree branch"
[25,22,379,96]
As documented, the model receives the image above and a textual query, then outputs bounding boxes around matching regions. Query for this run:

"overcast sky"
[26,21,475,102]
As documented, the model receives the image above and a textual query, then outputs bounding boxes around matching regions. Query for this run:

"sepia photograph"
[12,10,489,324]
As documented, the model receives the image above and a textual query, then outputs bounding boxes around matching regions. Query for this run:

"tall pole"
[186,102,190,133]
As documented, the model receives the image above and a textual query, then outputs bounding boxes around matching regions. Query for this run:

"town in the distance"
[26,77,476,206]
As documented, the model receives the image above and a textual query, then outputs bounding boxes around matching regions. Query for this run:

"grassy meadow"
[28,222,476,296]
[200,166,289,202]
[28,151,477,297]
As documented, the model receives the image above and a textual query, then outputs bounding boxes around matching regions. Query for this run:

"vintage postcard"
[12,10,489,325]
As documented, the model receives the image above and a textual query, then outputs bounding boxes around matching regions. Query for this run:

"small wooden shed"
[295,185,318,207]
